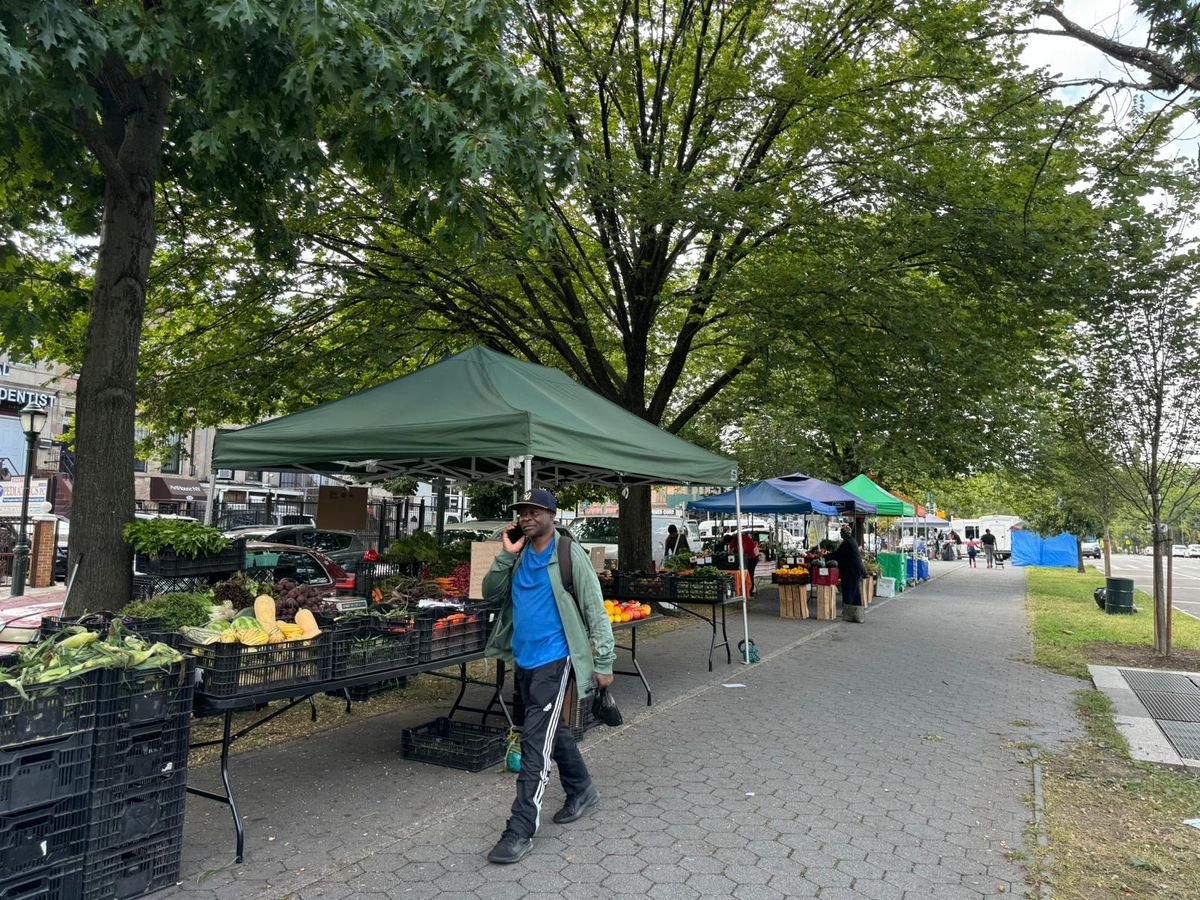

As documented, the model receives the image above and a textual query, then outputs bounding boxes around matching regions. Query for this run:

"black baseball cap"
[509,488,557,513]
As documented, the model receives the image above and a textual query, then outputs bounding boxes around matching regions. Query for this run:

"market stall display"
[0,627,193,900]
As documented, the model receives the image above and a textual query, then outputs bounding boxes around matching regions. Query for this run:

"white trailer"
[949,515,1022,560]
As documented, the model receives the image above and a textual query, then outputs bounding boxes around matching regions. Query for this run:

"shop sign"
[0,478,49,512]
[0,388,56,409]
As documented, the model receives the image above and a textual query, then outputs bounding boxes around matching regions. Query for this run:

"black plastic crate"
[614,572,675,601]
[330,620,420,679]
[0,671,98,750]
[0,793,89,878]
[325,676,409,702]
[85,771,186,854]
[0,730,93,815]
[401,717,508,772]
[0,857,84,900]
[188,632,330,700]
[672,574,734,602]
[95,657,194,732]
[37,616,175,646]
[92,714,191,792]
[82,828,182,900]
[414,603,496,663]
[134,539,246,579]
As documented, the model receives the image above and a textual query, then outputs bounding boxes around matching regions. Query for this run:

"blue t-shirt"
[511,539,570,670]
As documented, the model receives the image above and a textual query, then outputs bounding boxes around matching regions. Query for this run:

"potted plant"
[123,518,246,577]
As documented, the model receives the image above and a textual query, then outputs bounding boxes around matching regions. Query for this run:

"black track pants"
[507,657,592,839]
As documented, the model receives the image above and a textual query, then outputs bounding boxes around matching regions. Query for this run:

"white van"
[950,515,1021,560]
[568,515,702,567]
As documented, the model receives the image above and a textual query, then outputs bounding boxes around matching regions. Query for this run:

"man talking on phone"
[482,488,615,864]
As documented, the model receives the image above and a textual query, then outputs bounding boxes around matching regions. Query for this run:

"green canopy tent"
[211,346,735,489]
[841,474,916,517]
[211,346,754,660]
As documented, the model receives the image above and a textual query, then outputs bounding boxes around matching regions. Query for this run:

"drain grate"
[1156,720,1200,761]
[1135,691,1200,723]
[1120,669,1200,694]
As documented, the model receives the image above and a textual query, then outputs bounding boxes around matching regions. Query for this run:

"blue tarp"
[687,480,839,516]
[1011,530,1079,567]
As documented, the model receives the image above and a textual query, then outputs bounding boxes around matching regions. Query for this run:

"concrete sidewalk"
[167,563,1082,899]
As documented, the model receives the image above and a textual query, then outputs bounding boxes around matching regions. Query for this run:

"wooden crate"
[778,583,807,619]
[815,584,837,620]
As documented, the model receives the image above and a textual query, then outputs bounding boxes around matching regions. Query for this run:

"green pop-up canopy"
[212,346,736,488]
[841,474,916,517]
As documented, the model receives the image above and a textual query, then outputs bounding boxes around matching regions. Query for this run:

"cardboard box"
[316,486,369,530]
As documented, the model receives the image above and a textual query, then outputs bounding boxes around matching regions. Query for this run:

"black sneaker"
[553,786,600,824]
[487,832,532,864]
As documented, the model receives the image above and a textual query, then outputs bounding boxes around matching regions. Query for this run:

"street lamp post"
[10,401,48,596]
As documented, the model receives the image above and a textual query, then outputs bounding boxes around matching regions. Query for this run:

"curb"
[1029,747,1053,900]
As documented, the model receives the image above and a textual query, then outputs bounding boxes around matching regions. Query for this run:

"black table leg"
[186,711,246,863]
[721,602,731,665]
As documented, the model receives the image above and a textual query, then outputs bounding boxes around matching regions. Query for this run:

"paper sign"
[316,486,368,530]
[589,546,607,573]
[470,540,504,601]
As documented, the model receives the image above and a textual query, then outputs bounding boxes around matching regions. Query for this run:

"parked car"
[241,542,354,594]
[1080,538,1102,559]
[568,515,702,567]
[1189,544,1200,558]
[223,525,369,572]
[214,509,314,530]
[1172,544,1190,558]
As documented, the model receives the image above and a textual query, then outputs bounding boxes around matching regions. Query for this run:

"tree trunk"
[65,69,168,615]
[618,486,653,571]
[1076,535,1085,574]
[1152,519,1169,656]
[1102,520,1112,578]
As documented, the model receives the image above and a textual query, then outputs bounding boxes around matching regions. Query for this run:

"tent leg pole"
[734,486,750,664]
[523,457,532,493]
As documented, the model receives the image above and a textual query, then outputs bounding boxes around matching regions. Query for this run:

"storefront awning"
[149,476,206,502]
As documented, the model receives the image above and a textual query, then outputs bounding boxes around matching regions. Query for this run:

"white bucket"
[876,577,896,598]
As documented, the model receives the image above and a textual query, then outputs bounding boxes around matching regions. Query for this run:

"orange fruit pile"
[604,600,653,623]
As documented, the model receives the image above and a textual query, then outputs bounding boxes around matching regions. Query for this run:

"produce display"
[180,597,322,647]
[604,600,653,624]
[1,626,183,695]
[773,566,809,584]
[275,579,331,619]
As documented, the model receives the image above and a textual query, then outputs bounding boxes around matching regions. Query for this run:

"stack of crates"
[0,671,98,899]
[82,658,195,900]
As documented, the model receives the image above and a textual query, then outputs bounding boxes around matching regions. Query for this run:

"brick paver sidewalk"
[168,563,1082,899]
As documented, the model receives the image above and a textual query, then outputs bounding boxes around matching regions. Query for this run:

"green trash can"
[1104,577,1136,614]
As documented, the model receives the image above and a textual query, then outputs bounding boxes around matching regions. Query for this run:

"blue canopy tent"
[688,480,839,516]
[767,473,877,515]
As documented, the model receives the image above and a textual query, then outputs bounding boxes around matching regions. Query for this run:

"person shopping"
[830,524,866,622]
[664,523,690,557]
[726,530,760,597]
[482,488,615,864]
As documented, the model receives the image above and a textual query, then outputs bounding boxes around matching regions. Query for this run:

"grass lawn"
[1026,566,1200,679]
[1026,567,1200,899]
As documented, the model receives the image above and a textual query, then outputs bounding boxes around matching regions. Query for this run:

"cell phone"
[506,525,523,543]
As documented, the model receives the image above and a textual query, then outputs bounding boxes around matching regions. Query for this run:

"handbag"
[591,686,623,727]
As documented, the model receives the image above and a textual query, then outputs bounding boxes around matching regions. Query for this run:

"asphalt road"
[1106,553,1200,620]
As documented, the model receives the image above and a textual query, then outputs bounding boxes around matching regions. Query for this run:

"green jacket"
[483,533,615,692]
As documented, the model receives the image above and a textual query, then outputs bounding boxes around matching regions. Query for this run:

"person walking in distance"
[981,529,997,569]
[482,488,615,864]
[966,537,979,569]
